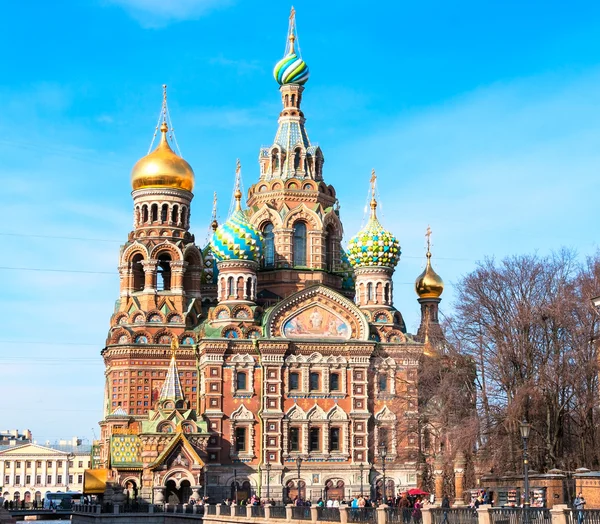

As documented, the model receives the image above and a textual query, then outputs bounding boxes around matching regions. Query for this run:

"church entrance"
[324,480,345,501]
[165,479,192,504]
[285,480,306,502]
[124,480,138,503]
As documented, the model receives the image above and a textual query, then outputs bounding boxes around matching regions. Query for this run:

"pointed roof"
[149,432,204,470]
[159,339,184,402]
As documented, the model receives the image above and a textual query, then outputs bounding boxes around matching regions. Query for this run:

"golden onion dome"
[131,122,195,192]
[415,251,444,299]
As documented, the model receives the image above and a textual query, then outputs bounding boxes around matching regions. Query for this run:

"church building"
[96,10,445,505]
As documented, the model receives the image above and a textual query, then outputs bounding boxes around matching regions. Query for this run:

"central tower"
[246,10,346,302]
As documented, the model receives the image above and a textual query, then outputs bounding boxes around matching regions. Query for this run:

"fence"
[567,510,600,524]
[431,507,479,524]
[490,508,551,524]
[318,507,342,521]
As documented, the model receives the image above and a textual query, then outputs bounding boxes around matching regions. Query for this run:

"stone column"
[550,505,569,524]
[477,505,492,524]
[453,452,466,506]
[339,504,349,524]
[142,260,158,293]
[434,456,444,503]
[422,507,433,524]
[376,504,388,524]
[170,261,187,294]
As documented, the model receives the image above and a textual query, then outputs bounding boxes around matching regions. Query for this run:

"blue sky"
[1,0,599,444]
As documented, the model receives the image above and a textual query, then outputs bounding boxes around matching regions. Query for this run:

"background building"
[96,11,446,504]
[0,438,91,505]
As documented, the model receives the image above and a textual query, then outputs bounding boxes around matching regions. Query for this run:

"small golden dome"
[131,122,195,192]
[415,251,444,299]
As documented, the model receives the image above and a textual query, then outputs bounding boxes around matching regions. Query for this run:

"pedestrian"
[441,495,451,524]
[412,498,423,524]
[399,493,411,524]
[574,493,586,524]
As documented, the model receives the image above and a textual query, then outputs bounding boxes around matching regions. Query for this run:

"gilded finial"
[288,6,296,53]
[370,169,378,218]
[425,225,432,256]
[211,191,219,231]
[234,159,242,210]
[170,337,179,357]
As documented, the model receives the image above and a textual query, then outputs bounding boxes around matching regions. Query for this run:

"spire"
[210,191,219,232]
[370,169,378,219]
[159,338,184,402]
[234,159,242,211]
[273,7,309,86]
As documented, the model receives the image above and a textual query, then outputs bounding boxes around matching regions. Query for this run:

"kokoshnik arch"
[97,9,447,505]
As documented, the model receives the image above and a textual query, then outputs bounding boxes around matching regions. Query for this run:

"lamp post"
[359,463,365,497]
[265,462,272,501]
[233,468,238,503]
[296,457,303,501]
[520,420,531,523]
[379,444,388,504]
[203,464,208,500]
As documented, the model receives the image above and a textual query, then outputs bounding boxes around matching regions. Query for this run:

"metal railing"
[567,510,600,524]
[490,508,551,524]
[318,507,341,522]
[251,505,266,518]
[291,505,312,520]
[349,507,377,523]
[207,504,217,515]
[270,505,288,519]
[431,507,479,524]
[235,504,247,517]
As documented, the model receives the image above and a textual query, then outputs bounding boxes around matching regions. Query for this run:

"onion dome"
[273,8,309,85]
[415,250,444,299]
[211,188,263,262]
[131,121,195,192]
[347,194,401,269]
[338,249,356,290]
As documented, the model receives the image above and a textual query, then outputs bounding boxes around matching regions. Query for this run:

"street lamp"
[379,444,388,504]
[233,468,238,503]
[203,464,208,500]
[359,463,365,497]
[265,462,272,501]
[520,420,531,521]
[296,457,303,501]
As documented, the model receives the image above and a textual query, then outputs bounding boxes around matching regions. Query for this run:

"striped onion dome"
[274,51,309,85]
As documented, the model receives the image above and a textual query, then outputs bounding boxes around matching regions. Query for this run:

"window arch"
[325,225,335,271]
[157,254,172,291]
[131,254,144,292]
[227,276,235,298]
[171,205,179,225]
[263,223,275,267]
[367,283,374,302]
[294,147,301,170]
[142,205,149,223]
[151,204,158,222]
[271,149,279,171]
[293,222,307,267]
[160,204,168,223]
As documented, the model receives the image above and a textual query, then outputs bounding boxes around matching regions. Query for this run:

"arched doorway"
[285,480,306,502]
[324,480,345,502]
[231,480,252,503]
[374,478,395,503]
[13,492,20,502]
[124,479,138,503]
[165,476,193,505]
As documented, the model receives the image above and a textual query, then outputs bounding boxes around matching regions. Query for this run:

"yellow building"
[0,441,91,506]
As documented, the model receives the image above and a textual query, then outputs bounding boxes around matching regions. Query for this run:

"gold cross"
[425,226,432,252]
[290,6,296,21]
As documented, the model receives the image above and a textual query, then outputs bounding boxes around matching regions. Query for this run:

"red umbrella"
[407,489,430,496]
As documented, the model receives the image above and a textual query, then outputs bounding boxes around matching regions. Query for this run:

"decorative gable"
[264,285,369,341]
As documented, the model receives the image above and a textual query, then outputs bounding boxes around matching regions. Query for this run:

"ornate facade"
[97,10,446,505]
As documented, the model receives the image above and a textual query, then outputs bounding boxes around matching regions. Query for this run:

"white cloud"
[107,0,234,26]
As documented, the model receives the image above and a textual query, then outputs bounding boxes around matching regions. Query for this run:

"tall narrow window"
[289,427,300,451]
[151,204,158,222]
[384,283,390,304]
[325,226,335,271]
[142,205,149,223]
[309,372,320,392]
[293,222,307,266]
[309,428,320,452]
[171,205,179,224]
[235,427,246,452]
[378,374,388,392]
[131,254,144,291]
[161,204,168,222]
[263,223,275,267]
[157,254,172,291]
[330,428,340,452]
[227,276,235,297]
[236,371,247,391]
[289,372,300,391]
[294,148,301,170]
[329,373,340,391]
[367,283,374,302]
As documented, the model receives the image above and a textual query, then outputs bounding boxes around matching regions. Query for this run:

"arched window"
[384,283,390,304]
[171,205,179,224]
[142,205,149,223]
[245,278,252,299]
[135,206,140,226]
[293,222,307,267]
[227,276,235,298]
[157,254,172,291]
[161,204,168,223]
[294,148,301,170]
[271,149,279,171]
[367,283,374,302]
[263,223,275,267]
[325,225,335,271]
[131,254,144,292]
[181,206,188,228]
[151,204,158,222]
